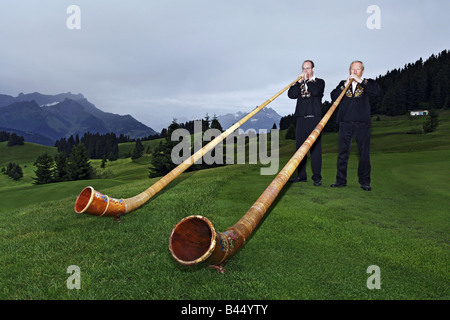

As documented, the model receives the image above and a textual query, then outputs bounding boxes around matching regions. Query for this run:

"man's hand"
[344,75,361,87]
[349,74,363,83]
[298,72,307,82]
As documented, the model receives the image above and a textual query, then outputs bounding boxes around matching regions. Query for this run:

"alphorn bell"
[74,75,303,221]
[169,79,353,272]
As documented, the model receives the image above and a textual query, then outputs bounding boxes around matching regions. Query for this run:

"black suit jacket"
[288,78,325,117]
[331,79,380,123]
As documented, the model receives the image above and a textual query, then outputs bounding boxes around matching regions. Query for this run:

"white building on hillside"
[409,110,428,116]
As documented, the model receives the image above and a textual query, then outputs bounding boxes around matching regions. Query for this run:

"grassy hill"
[0,111,449,300]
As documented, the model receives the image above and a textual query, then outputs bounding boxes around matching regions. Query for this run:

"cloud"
[0,1,449,132]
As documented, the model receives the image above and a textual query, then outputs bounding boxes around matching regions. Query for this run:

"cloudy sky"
[0,0,448,131]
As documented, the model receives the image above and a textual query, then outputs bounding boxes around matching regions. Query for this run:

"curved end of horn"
[169,215,231,268]
[74,186,127,217]
[169,215,218,266]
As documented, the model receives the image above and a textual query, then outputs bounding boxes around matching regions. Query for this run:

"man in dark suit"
[330,61,380,191]
[287,60,325,186]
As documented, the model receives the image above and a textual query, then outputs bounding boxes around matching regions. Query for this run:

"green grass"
[0,111,449,300]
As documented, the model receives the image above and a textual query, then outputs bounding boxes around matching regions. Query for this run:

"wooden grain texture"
[169,80,353,271]
[74,76,303,219]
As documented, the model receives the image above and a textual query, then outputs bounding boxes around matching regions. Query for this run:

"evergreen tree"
[4,162,23,181]
[279,114,296,130]
[131,139,145,160]
[108,151,118,161]
[33,153,55,184]
[149,119,181,177]
[412,60,427,108]
[0,131,10,142]
[423,109,439,133]
[210,115,223,132]
[54,152,69,182]
[149,140,176,178]
[68,144,94,181]
[372,50,449,116]
[285,124,296,140]
[54,137,73,156]
[7,133,24,146]
[202,114,210,132]
[381,88,396,115]
[101,156,107,169]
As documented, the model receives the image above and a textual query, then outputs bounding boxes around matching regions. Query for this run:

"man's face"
[350,62,364,78]
[302,62,314,79]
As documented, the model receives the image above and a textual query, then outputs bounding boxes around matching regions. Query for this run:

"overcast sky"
[0,0,448,131]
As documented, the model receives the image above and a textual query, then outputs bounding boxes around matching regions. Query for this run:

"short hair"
[303,60,315,68]
[349,60,364,71]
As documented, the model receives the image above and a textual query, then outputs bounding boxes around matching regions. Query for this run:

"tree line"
[1,132,25,181]
[0,131,25,146]
[372,49,449,115]
[33,144,94,184]
[149,115,225,178]
[2,143,95,184]
[55,132,119,160]
[1,162,23,181]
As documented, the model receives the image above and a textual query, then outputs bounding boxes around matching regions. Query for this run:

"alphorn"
[74,75,303,221]
[169,79,353,272]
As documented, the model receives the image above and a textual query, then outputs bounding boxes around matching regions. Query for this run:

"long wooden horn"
[169,79,353,272]
[74,75,303,221]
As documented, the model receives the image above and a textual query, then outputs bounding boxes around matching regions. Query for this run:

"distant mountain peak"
[0,91,157,145]
[217,106,281,132]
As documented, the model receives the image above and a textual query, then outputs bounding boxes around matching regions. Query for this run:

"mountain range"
[216,107,281,133]
[0,92,157,146]
[0,91,283,147]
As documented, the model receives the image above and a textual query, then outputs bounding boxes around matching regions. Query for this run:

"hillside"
[370,49,450,115]
[0,112,449,300]
[2,110,449,189]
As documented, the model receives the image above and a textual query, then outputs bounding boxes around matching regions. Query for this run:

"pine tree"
[381,88,396,115]
[54,152,69,182]
[285,124,296,140]
[67,144,94,181]
[12,166,23,181]
[108,151,118,161]
[7,133,24,146]
[423,109,439,133]
[149,140,176,178]
[202,114,210,132]
[210,115,223,132]
[101,156,107,169]
[33,153,55,184]
[131,139,145,159]
[0,131,10,142]
[149,120,181,177]
[4,162,23,181]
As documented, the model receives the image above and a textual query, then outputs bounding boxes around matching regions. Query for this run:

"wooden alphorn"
[74,76,303,221]
[169,79,353,272]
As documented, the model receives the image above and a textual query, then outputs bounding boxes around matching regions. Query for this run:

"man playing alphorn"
[330,60,380,191]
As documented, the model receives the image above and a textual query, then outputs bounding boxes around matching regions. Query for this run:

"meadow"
[0,111,449,300]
